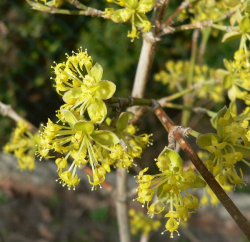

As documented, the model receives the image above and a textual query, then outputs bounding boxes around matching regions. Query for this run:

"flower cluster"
[135,147,206,238]
[102,112,153,169]
[39,110,120,190]
[39,110,152,190]
[105,0,155,41]
[214,8,250,104]
[214,50,250,104]
[197,104,250,187]
[38,49,152,190]
[154,60,223,102]
[4,121,40,170]
[200,181,232,206]
[197,151,232,206]
[178,0,227,22]
[52,48,116,124]
[129,209,161,236]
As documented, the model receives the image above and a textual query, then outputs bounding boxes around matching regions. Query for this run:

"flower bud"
[213,165,221,177]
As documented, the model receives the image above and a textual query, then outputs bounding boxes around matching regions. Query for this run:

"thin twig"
[198,28,211,66]
[163,1,189,27]
[176,20,213,32]
[154,106,250,240]
[161,20,213,35]
[27,0,105,17]
[214,4,242,23]
[131,106,149,125]
[0,101,37,133]
[66,0,88,10]
[153,0,170,35]
[212,23,237,32]
[107,97,153,107]
[161,1,242,36]
[158,81,204,105]
[181,29,199,126]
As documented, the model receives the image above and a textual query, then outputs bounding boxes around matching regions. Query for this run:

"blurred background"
[0,0,249,241]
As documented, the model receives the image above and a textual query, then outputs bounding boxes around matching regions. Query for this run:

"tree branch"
[161,20,213,35]
[66,0,88,10]
[130,32,159,102]
[0,101,37,133]
[115,167,131,242]
[198,28,211,66]
[27,0,105,17]
[163,1,189,27]
[131,0,170,104]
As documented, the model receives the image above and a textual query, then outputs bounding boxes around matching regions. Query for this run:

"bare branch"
[163,1,190,27]
[131,0,171,109]
[66,0,88,10]
[0,101,37,133]
[27,0,105,17]
[140,233,149,242]
[115,167,131,242]
[198,28,211,66]
[161,20,213,35]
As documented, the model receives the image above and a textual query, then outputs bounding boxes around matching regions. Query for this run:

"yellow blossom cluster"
[154,60,224,102]
[134,147,206,238]
[178,0,227,22]
[129,209,161,236]
[197,151,232,206]
[4,121,40,170]
[214,50,250,104]
[38,49,153,190]
[197,104,250,188]
[105,0,155,41]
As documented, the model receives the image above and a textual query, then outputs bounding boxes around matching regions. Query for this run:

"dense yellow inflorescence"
[197,105,250,190]
[154,60,224,103]
[4,121,40,170]
[129,209,161,236]
[105,0,155,41]
[37,49,153,190]
[134,147,206,238]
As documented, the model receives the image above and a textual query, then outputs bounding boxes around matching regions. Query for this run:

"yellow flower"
[4,121,40,171]
[162,217,179,238]
[57,171,80,190]
[52,48,116,123]
[107,0,155,40]
[39,109,120,190]
[129,209,161,236]
[127,26,140,42]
